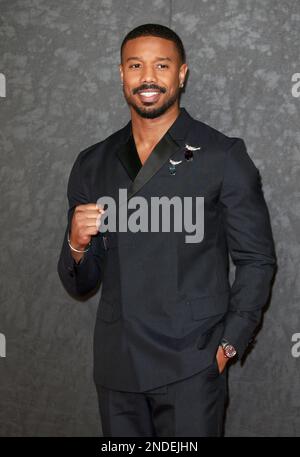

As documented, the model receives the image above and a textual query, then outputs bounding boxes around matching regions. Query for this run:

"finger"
[83,209,106,218]
[84,218,102,227]
[74,210,105,223]
[80,226,99,237]
[75,203,102,211]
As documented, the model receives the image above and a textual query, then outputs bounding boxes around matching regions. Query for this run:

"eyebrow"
[126,56,172,63]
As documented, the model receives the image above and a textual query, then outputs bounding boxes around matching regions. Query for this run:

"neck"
[130,104,181,148]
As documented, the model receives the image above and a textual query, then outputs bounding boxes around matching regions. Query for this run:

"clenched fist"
[68,203,105,263]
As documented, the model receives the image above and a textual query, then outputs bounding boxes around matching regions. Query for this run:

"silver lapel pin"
[184,143,201,161]
[169,158,182,175]
[169,159,182,165]
[185,144,201,151]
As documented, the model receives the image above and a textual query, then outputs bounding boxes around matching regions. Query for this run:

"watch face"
[224,344,237,358]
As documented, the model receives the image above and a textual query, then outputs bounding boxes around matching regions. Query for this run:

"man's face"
[119,36,188,119]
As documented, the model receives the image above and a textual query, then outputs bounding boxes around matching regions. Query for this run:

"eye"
[129,64,140,69]
[157,64,168,69]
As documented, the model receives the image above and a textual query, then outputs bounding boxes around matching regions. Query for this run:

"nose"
[140,64,157,84]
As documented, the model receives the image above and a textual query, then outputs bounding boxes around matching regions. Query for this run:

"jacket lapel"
[117,133,142,182]
[116,107,194,201]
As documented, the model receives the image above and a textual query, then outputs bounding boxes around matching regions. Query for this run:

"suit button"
[197,336,206,350]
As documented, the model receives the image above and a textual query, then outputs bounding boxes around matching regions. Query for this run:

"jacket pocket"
[187,290,229,320]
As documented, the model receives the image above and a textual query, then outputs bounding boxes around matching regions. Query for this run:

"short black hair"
[120,23,186,65]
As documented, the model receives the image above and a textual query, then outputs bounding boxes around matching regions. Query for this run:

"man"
[57,23,277,437]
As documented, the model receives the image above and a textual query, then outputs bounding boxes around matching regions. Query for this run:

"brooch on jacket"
[169,143,201,175]
[169,159,182,175]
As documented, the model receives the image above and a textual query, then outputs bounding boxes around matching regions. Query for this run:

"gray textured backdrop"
[0,0,299,437]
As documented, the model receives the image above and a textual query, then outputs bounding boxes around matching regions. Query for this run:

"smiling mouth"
[137,90,162,103]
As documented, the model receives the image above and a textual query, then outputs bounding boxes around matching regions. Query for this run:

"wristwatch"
[220,339,237,358]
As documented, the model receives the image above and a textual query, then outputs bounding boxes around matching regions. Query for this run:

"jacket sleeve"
[219,138,277,359]
[57,149,104,298]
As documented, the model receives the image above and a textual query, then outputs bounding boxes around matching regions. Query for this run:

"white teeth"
[139,92,160,97]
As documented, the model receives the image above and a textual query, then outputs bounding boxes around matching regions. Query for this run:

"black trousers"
[95,358,228,437]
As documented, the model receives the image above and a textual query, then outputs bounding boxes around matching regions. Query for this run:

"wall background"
[0,0,299,436]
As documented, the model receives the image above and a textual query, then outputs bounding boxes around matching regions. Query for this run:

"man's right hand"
[69,203,105,263]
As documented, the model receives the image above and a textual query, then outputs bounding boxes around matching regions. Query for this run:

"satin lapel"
[116,133,142,182]
[115,107,194,201]
[127,133,182,200]
[115,120,141,182]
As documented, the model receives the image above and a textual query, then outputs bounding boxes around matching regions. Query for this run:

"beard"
[123,86,182,119]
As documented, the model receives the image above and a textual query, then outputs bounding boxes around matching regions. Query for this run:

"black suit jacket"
[57,107,277,392]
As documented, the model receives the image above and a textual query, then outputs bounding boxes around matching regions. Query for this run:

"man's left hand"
[216,345,229,374]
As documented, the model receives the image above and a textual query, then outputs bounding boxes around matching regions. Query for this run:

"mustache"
[132,84,166,94]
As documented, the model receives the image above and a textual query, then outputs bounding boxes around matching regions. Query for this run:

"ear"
[119,64,124,84]
[179,63,188,85]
